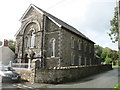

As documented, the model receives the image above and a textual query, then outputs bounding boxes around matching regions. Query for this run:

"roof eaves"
[14,28,21,37]
[61,26,95,44]
[47,16,62,28]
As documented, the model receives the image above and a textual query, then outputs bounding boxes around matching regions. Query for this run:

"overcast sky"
[0,0,118,50]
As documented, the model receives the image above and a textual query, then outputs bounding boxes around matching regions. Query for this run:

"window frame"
[30,30,36,48]
[71,52,75,65]
[79,55,82,65]
[78,39,82,50]
[50,38,56,58]
[71,37,75,48]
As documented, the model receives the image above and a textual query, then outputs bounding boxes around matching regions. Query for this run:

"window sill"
[51,56,55,58]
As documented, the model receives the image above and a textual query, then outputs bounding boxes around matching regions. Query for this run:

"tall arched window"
[50,38,55,57]
[30,31,35,48]
[79,55,82,65]
[71,37,75,48]
[71,52,75,65]
[25,36,28,48]
[78,40,81,50]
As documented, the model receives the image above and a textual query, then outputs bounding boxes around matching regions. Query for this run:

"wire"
[46,0,66,10]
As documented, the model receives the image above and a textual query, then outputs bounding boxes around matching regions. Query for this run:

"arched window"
[30,31,35,48]
[50,38,55,57]
[78,40,81,50]
[84,57,87,66]
[79,55,82,65]
[71,52,75,65]
[71,37,75,48]
[25,36,28,48]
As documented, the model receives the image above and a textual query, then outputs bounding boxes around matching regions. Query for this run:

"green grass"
[112,65,120,68]
[114,83,120,90]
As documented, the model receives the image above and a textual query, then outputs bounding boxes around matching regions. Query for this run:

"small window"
[50,38,55,57]
[79,56,82,65]
[89,45,92,53]
[84,57,87,65]
[71,37,75,48]
[71,53,75,65]
[84,42,87,52]
[90,58,91,65]
[78,40,81,50]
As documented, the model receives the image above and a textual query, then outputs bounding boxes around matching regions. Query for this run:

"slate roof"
[33,5,94,43]
[18,4,95,43]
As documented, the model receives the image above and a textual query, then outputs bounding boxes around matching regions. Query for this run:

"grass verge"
[114,83,120,89]
[112,65,120,68]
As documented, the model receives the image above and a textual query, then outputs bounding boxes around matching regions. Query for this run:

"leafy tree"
[100,47,111,62]
[109,7,118,43]
[8,40,16,53]
[111,50,119,65]
[105,55,112,64]
[94,45,103,57]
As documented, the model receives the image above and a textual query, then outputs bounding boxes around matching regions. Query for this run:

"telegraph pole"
[118,0,120,66]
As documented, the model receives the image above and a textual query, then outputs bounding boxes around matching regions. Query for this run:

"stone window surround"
[22,20,41,49]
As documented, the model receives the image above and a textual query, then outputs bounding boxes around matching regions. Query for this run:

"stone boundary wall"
[15,59,37,83]
[35,64,112,83]
[15,69,33,82]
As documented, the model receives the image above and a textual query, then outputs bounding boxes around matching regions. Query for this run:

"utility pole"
[118,0,120,66]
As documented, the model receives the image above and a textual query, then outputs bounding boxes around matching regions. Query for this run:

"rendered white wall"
[0,46,15,65]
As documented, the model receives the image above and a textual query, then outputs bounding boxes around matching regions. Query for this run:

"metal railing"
[9,60,32,70]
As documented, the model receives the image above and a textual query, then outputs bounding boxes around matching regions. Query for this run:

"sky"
[0,0,118,50]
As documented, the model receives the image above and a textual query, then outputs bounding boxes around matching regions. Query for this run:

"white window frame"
[85,57,87,66]
[71,53,75,65]
[89,45,92,53]
[79,56,82,65]
[71,37,75,48]
[50,38,56,58]
[78,40,81,50]
[84,42,87,52]
[30,31,35,48]
[90,58,91,65]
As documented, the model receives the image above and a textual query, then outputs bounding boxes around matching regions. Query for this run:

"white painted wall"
[0,46,2,65]
[0,46,15,65]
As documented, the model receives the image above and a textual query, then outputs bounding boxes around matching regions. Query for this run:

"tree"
[8,40,16,53]
[100,47,111,63]
[105,55,112,64]
[109,7,119,43]
[94,45,103,57]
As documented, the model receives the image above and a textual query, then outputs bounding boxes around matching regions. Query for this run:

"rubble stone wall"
[35,64,112,83]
